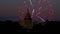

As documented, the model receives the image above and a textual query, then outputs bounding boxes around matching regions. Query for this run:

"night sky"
[0,0,60,21]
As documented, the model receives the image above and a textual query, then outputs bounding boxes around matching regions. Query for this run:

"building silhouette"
[19,8,33,29]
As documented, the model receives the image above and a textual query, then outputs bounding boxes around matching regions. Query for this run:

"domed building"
[19,8,47,30]
[19,8,33,29]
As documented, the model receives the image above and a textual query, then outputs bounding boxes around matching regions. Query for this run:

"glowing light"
[39,17,45,22]
[36,11,45,22]
[29,0,33,6]
[18,0,55,21]
[31,9,35,17]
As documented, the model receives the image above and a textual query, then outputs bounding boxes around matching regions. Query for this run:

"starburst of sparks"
[29,0,45,22]
[18,0,55,21]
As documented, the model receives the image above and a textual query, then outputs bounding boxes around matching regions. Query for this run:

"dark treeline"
[0,20,60,32]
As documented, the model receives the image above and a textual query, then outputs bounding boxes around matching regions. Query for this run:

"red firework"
[35,0,55,21]
[18,0,55,21]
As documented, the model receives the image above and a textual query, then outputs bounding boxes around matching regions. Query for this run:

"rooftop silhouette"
[0,19,60,32]
[0,8,60,32]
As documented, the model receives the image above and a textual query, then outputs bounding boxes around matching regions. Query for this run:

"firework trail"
[29,0,35,17]
[37,12,46,22]
[31,9,35,18]
[39,17,45,22]
[29,0,33,6]
[29,0,45,22]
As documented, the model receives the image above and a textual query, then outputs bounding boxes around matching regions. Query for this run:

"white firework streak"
[39,17,45,22]
[29,0,33,6]
[29,0,35,17]
[32,9,35,17]
[29,0,45,22]
[36,11,45,22]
